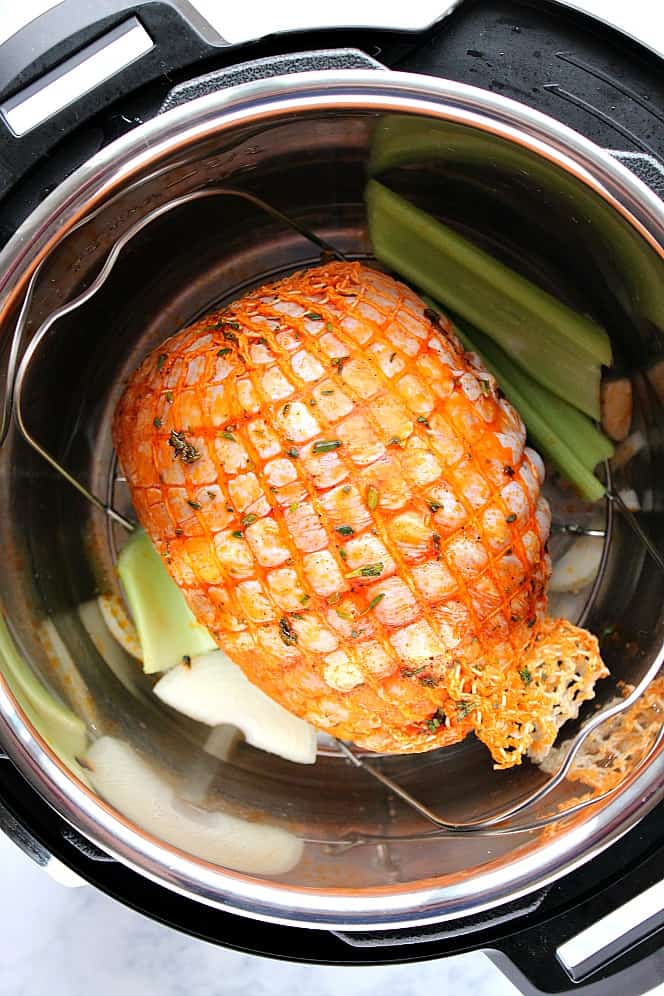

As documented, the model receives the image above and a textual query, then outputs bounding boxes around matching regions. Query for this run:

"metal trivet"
[2,181,663,836]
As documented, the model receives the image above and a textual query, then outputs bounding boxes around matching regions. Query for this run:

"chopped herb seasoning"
[432,533,441,552]
[287,447,299,458]
[457,701,474,719]
[231,530,243,538]
[326,321,334,332]
[350,629,360,639]
[519,666,532,685]
[157,353,167,371]
[331,356,349,373]
[256,336,268,346]
[278,617,298,646]
[420,676,439,688]
[241,513,257,527]
[479,380,491,396]
[182,655,191,668]
[342,485,351,494]
[428,501,442,512]
[153,417,162,429]
[388,436,405,448]
[225,504,234,513]
[217,347,232,357]
[221,430,236,442]
[367,486,379,511]
[402,665,426,678]
[504,465,515,477]
[366,593,385,612]
[345,562,383,579]
[321,388,334,395]
[222,329,238,343]
[527,617,537,628]
[389,352,397,363]
[207,490,216,499]
[423,307,441,327]
[506,513,517,523]
[304,312,323,321]
[168,430,200,464]
[174,528,184,536]
[289,502,298,513]
[187,499,201,510]
[309,398,317,406]
[335,525,354,536]
[417,415,430,427]
[299,594,310,606]
[282,403,291,415]
[313,439,342,454]
[336,607,353,621]
[425,708,446,732]
[223,320,240,330]
[165,391,173,403]
[339,548,347,560]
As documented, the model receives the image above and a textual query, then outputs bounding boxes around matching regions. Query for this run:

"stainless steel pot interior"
[0,72,663,929]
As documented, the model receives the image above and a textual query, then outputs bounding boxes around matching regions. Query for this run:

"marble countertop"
[2,2,664,995]
[0,834,521,996]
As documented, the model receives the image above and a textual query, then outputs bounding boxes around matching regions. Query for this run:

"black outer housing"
[2,744,664,995]
[1,1,664,993]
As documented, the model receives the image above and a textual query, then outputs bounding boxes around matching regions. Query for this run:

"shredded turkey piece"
[114,261,608,766]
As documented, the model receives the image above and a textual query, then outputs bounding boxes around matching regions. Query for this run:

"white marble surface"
[1,2,664,995]
[0,833,522,996]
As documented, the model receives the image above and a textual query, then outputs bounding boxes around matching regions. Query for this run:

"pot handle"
[0,0,225,198]
[487,840,664,995]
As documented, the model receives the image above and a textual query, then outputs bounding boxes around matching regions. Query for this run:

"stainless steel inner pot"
[0,70,663,930]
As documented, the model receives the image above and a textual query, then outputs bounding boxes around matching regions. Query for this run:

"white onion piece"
[78,599,144,696]
[550,536,603,593]
[97,593,142,661]
[153,651,317,765]
[204,725,243,762]
[618,488,640,511]
[85,736,303,875]
[612,430,645,469]
[549,591,583,624]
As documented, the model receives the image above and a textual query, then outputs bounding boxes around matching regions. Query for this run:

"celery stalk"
[118,530,217,674]
[448,311,614,472]
[0,616,88,767]
[368,114,664,335]
[366,180,610,418]
[443,310,608,502]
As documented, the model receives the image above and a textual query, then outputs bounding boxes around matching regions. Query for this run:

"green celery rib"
[118,529,216,674]
[442,309,608,502]
[447,310,614,472]
[366,180,610,419]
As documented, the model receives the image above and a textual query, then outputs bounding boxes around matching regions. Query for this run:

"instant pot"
[0,2,663,994]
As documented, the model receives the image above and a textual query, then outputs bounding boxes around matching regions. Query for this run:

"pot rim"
[0,68,663,930]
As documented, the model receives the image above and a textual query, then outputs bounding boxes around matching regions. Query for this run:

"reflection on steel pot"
[0,71,662,939]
